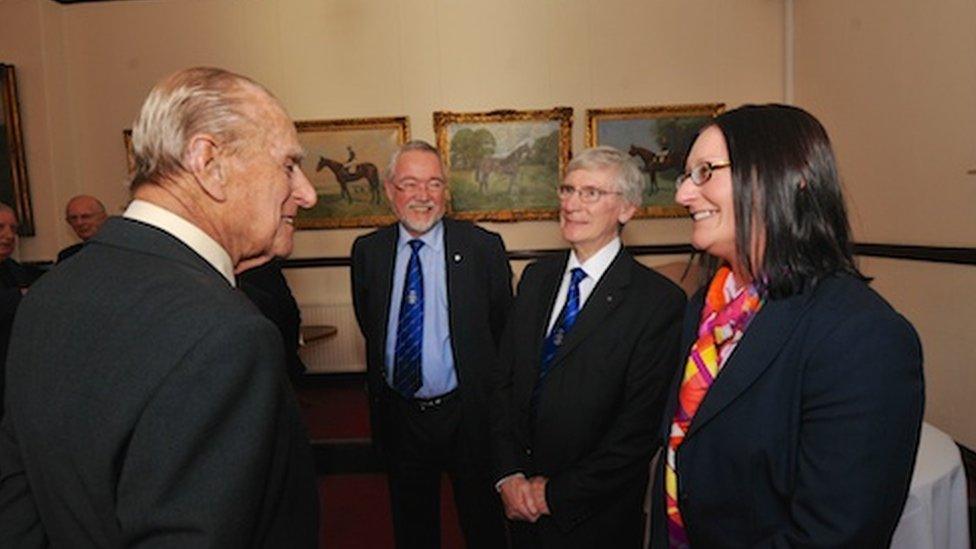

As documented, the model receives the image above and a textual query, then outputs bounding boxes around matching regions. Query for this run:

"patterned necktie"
[531,267,587,415]
[665,266,763,548]
[393,239,424,398]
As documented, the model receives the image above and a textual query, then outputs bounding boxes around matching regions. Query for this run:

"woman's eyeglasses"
[677,161,731,186]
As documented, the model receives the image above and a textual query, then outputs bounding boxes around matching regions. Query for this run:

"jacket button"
[525,447,532,456]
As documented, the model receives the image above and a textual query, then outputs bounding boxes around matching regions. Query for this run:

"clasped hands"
[499,475,550,522]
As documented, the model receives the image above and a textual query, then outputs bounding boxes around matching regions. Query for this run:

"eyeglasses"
[676,161,732,187]
[391,178,446,193]
[556,185,622,204]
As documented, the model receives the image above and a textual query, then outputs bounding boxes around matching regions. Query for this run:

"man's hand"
[528,476,551,515]
[498,475,541,522]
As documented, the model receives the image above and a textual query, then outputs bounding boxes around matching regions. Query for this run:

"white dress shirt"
[545,237,622,334]
[123,199,236,287]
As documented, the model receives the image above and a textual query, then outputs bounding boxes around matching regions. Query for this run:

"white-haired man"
[0,67,320,546]
[491,146,685,548]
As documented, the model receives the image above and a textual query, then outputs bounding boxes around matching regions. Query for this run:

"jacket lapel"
[374,224,398,348]
[443,220,463,340]
[684,288,815,439]
[533,252,567,355]
[547,248,630,369]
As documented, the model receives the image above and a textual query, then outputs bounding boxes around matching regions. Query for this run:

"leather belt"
[388,386,458,412]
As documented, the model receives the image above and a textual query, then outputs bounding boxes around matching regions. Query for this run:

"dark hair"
[705,104,864,298]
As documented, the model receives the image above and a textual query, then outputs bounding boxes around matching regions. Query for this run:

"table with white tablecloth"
[890,422,970,549]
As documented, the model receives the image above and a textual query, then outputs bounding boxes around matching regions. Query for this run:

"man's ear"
[185,134,227,202]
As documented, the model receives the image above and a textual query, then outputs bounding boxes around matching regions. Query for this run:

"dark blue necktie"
[393,239,424,398]
[532,267,587,415]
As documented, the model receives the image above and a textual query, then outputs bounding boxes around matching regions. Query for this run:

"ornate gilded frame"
[1,64,34,235]
[433,107,572,222]
[293,117,409,229]
[586,103,723,218]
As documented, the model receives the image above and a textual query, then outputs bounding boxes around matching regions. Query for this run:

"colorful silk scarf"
[664,266,764,548]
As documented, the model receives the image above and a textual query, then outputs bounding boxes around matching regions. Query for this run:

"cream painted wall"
[795,0,976,446]
[1,0,785,270]
[794,0,976,246]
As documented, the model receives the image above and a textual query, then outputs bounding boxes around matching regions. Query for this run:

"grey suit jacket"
[0,217,319,547]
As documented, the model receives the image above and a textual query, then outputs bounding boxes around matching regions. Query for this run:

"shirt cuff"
[494,472,525,492]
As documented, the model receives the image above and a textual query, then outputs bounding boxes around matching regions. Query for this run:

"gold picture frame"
[586,103,723,218]
[295,117,409,229]
[434,107,572,222]
[1,64,34,235]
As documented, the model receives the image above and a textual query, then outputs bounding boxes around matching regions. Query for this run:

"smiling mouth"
[690,210,718,221]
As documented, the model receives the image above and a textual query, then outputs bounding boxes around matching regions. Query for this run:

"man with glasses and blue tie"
[490,146,685,548]
[351,140,512,549]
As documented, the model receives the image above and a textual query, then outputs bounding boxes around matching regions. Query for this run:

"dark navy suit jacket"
[648,273,924,548]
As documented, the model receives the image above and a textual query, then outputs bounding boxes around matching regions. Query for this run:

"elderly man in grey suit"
[0,67,320,547]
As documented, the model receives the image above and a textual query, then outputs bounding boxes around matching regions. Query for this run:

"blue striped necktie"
[393,239,424,398]
[532,267,587,414]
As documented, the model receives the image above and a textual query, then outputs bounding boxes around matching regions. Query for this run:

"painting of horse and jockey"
[434,107,572,222]
[293,117,409,229]
[586,103,724,218]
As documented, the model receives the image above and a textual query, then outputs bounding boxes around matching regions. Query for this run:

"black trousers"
[383,389,507,549]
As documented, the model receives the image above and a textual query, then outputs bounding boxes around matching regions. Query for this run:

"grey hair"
[384,140,444,181]
[567,146,644,207]
[129,67,273,189]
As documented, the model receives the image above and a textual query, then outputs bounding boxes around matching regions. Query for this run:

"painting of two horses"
[586,104,724,218]
[293,117,408,229]
[435,108,572,222]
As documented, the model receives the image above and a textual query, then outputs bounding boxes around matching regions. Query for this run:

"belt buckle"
[416,396,442,412]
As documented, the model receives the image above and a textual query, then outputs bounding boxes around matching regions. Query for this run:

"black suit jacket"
[648,273,924,548]
[239,258,306,385]
[491,248,685,548]
[351,218,513,458]
[55,242,84,263]
[0,258,43,418]
[0,218,319,547]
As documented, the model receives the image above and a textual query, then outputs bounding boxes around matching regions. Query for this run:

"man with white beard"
[351,140,512,549]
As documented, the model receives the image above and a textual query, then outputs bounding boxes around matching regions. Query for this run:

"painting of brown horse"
[316,156,382,204]
[628,144,681,195]
[474,142,532,195]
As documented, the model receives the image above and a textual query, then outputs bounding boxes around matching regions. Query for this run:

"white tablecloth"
[890,422,970,549]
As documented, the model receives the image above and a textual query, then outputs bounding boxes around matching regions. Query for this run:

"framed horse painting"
[433,107,572,222]
[586,103,723,218]
[0,64,34,235]
[294,116,409,229]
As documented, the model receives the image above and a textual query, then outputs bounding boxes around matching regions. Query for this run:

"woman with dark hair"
[648,104,924,548]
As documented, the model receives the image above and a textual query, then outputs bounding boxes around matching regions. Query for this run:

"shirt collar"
[397,220,444,253]
[123,199,236,287]
[567,237,621,283]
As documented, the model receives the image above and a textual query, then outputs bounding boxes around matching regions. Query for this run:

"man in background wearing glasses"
[351,140,511,548]
[490,146,685,548]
